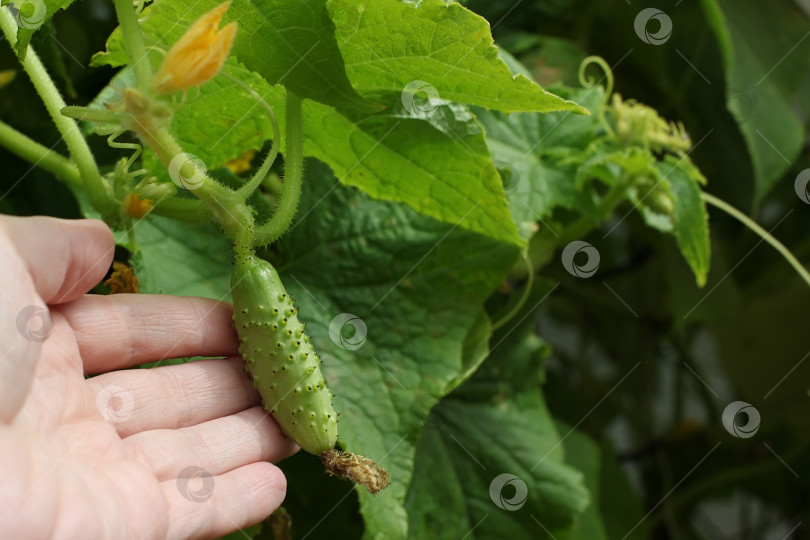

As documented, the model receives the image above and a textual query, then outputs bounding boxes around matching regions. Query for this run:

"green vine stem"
[492,250,534,331]
[254,91,304,247]
[112,0,152,92]
[560,172,634,244]
[149,198,208,222]
[134,121,251,240]
[701,192,810,288]
[219,69,281,202]
[0,117,203,221]
[0,120,81,186]
[0,6,115,217]
[61,106,126,125]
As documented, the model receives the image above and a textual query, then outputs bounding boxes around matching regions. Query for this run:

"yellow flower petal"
[153,1,237,94]
[122,192,154,219]
[225,148,256,174]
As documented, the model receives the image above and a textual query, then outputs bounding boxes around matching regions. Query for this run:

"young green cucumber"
[231,252,337,455]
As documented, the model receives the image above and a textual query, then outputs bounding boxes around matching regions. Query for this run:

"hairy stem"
[134,121,251,241]
[113,0,152,92]
[0,6,115,216]
[219,70,282,202]
[701,192,810,288]
[0,120,81,186]
[254,92,304,247]
[150,198,208,222]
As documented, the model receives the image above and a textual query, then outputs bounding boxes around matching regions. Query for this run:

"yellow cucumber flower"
[224,148,256,174]
[152,1,237,94]
[122,193,154,218]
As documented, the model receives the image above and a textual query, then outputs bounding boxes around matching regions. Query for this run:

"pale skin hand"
[0,216,297,539]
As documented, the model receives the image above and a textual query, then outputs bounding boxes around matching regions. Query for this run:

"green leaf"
[92,0,527,247]
[274,160,521,539]
[229,0,379,113]
[326,0,588,114]
[702,0,809,201]
[659,156,710,287]
[87,61,281,172]
[92,0,378,113]
[473,85,604,237]
[597,440,647,540]
[168,62,283,171]
[558,424,648,540]
[131,216,233,298]
[472,69,710,284]
[557,421,608,540]
[406,314,589,539]
[3,0,75,57]
[302,99,525,247]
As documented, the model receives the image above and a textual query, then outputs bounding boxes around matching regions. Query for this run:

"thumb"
[0,216,113,421]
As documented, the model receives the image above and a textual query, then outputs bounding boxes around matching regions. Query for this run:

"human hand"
[0,215,297,539]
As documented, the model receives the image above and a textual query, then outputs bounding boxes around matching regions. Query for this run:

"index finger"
[56,294,239,373]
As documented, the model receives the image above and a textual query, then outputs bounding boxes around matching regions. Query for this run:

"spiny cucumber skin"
[231,254,337,455]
